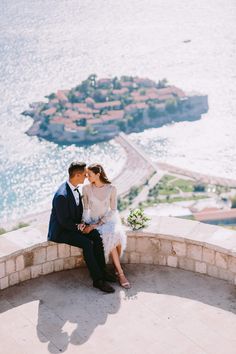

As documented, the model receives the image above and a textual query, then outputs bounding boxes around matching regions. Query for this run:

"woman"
[82,163,130,289]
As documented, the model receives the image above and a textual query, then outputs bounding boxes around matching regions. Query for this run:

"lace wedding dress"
[82,183,127,262]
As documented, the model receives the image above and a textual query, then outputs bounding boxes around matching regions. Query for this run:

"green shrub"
[12,222,29,231]
[0,227,6,235]
[231,195,236,208]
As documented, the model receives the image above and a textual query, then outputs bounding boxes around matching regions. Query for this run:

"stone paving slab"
[0,265,236,354]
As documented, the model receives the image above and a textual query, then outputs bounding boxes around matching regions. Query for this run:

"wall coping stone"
[0,216,236,290]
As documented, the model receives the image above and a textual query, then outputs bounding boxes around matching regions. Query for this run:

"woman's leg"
[116,244,121,257]
[110,247,123,274]
[110,246,130,288]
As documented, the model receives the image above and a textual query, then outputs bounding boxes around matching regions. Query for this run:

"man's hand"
[77,223,86,232]
[82,225,94,234]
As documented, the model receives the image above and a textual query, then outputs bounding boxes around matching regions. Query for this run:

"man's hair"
[68,161,86,178]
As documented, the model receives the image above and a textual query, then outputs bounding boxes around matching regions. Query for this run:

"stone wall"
[1,217,236,290]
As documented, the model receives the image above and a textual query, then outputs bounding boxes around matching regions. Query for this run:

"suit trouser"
[58,229,106,282]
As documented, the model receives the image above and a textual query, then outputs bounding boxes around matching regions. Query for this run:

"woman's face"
[87,169,100,183]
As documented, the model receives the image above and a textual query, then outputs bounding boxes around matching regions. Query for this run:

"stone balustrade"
[1,217,236,290]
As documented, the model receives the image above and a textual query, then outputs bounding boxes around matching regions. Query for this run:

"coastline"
[1,133,236,233]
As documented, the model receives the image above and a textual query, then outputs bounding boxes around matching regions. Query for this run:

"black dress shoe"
[93,280,115,293]
[103,270,117,283]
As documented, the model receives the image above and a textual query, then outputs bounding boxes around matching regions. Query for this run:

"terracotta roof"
[97,78,111,84]
[133,77,156,87]
[94,101,121,109]
[102,110,124,121]
[73,103,88,110]
[75,114,94,120]
[193,209,236,221]
[65,102,73,109]
[85,97,95,104]
[51,116,68,124]
[112,88,129,95]
[56,90,68,101]
[157,93,175,101]
[120,81,133,88]
[50,98,59,104]
[88,118,104,124]
[125,103,148,111]
[43,107,57,116]
[64,109,81,120]
[156,86,186,98]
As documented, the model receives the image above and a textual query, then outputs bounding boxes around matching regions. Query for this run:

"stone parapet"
[1,217,236,290]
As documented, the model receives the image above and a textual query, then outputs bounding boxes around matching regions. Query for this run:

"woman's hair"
[87,163,111,184]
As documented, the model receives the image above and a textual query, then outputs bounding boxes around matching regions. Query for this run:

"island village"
[23,75,208,144]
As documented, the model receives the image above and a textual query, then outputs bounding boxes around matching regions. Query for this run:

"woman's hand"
[82,223,98,233]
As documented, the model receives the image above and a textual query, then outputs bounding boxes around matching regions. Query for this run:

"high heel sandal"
[117,272,131,289]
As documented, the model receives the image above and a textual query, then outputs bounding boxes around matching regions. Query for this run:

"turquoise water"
[0,0,236,223]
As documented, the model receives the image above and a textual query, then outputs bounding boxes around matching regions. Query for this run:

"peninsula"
[23,75,208,145]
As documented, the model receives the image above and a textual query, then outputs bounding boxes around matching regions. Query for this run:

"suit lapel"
[66,182,77,216]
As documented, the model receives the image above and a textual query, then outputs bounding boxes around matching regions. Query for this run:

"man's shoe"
[103,270,117,283]
[93,280,115,293]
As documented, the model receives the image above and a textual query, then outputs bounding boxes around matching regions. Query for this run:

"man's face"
[76,169,87,184]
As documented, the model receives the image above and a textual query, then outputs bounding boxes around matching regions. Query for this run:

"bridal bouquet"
[127,208,151,230]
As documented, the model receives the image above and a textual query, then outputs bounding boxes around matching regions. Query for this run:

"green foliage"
[93,90,106,102]
[194,183,206,192]
[112,77,121,89]
[45,93,56,100]
[231,195,236,208]
[67,92,81,103]
[165,98,178,113]
[0,227,6,235]
[117,120,127,131]
[75,118,87,127]
[173,179,194,192]
[121,75,133,82]
[157,78,168,88]
[12,222,29,231]
[148,104,162,118]
[127,208,150,230]
[117,197,129,211]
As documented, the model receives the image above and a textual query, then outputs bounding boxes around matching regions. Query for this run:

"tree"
[67,92,81,103]
[193,183,205,192]
[157,78,168,88]
[112,76,121,89]
[75,118,87,127]
[87,74,97,88]
[117,120,127,132]
[121,75,133,82]
[45,93,56,100]
[93,90,106,102]
[165,98,178,113]
[148,104,162,118]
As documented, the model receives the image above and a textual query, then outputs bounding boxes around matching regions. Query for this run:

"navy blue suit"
[48,182,106,281]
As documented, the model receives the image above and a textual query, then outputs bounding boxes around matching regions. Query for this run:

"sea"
[0,0,236,223]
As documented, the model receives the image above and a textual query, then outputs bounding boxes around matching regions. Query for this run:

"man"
[48,161,115,293]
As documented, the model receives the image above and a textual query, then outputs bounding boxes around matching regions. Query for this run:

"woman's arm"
[100,185,117,224]
[82,185,91,224]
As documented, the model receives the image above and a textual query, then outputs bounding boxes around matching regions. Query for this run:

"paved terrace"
[1,264,236,354]
[0,217,236,353]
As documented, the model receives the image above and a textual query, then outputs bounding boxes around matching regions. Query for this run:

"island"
[22,75,209,145]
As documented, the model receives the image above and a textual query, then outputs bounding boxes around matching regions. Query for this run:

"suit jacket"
[47,182,83,242]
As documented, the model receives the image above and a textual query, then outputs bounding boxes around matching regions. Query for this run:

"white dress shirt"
[67,181,82,206]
